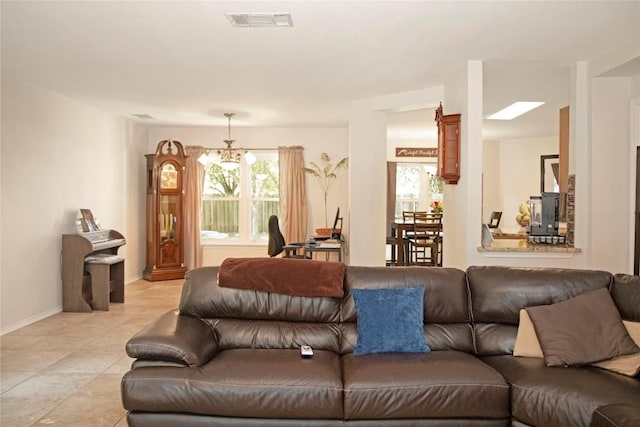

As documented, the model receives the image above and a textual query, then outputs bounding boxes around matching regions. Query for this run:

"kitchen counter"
[478,238,581,253]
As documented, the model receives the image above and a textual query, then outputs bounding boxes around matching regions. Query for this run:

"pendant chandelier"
[197,112,256,169]
[217,113,242,170]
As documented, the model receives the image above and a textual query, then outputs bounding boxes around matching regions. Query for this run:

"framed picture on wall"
[540,154,559,193]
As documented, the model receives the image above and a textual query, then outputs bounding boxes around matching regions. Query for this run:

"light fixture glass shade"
[207,152,218,163]
[244,151,257,166]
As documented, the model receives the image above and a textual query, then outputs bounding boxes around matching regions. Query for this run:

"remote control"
[300,345,314,358]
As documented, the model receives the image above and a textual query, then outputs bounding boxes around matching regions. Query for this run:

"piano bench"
[85,258,124,310]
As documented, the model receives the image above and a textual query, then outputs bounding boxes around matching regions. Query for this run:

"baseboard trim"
[2,274,148,336]
[0,305,62,336]
[126,273,143,284]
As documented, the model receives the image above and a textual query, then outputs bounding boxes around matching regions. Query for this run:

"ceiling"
[2,1,639,140]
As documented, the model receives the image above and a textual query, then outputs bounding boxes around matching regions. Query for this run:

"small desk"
[284,242,343,262]
[304,242,343,262]
[283,244,306,258]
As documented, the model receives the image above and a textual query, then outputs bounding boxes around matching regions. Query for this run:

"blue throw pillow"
[352,285,430,355]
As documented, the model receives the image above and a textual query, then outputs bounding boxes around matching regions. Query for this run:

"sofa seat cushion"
[122,349,343,419]
[482,355,640,427]
[342,351,509,420]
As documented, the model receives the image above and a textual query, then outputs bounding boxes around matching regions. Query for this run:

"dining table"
[391,219,443,266]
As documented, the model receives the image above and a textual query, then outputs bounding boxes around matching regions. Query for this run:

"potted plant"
[303,152,348,234]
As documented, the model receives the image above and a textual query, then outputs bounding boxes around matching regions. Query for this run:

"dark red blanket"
[218,257,345,298]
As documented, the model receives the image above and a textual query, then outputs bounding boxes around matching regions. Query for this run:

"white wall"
[632,95,640,272]
[591,77,634,273]
[443,61,478,270]
[0,77,146,333]
[482,140,501,223]
[146,126,348,266]
[124,122,149,281]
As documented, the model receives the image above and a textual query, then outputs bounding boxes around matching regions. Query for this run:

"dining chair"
[402,211,414,222]
[413,211,429,222]
[386,235,398,266]
[402,211,428,222]
[400,211,428,263]
[407,214,442,266]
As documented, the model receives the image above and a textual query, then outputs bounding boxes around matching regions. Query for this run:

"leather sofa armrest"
[126,310,218,367]
[591,404,640,427]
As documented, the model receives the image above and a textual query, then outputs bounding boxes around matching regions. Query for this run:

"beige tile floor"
[1,279,184,427]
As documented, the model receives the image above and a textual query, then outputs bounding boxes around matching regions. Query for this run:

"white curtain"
[278,146,308,243]
[184,146,207,270]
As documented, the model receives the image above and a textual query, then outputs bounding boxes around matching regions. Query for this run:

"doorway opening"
[393,163,443,220]
[634,146,639,275]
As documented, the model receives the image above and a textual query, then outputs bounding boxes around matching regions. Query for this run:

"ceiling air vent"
[131,114,155,120]
[226,13,293,28]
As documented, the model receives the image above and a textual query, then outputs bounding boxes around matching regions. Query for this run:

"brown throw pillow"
[514,309,640,376]
[526,288,640,367]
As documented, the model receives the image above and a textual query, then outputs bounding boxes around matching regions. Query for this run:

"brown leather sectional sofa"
[122,265,640,426]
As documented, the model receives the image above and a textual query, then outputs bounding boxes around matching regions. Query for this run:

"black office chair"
[268,215,286,257]
[267,215,306,258]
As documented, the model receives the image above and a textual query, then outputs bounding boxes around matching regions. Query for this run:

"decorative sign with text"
[395,147,438,158]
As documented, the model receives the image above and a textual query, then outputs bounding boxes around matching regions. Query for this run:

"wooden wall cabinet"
[435,103,461,184]
[144,140,188,281]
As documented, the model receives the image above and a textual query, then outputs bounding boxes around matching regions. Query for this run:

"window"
[201,151,279,242]
[395,163,442,219]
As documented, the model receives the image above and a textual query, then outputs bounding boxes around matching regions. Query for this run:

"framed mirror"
[540,154,559,193]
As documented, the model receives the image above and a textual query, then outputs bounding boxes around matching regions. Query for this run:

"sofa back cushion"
[612,274,640,322]
[467,265,612,356]
[179,266,342,352]
[340,266,473,354]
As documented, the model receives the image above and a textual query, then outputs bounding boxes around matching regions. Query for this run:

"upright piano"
[61,229,126,312]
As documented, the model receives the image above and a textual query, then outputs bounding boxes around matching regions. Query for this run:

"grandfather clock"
[435,102,461,184]
[144,140,188,281]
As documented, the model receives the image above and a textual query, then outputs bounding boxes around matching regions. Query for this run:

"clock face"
[160,163,178,189]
